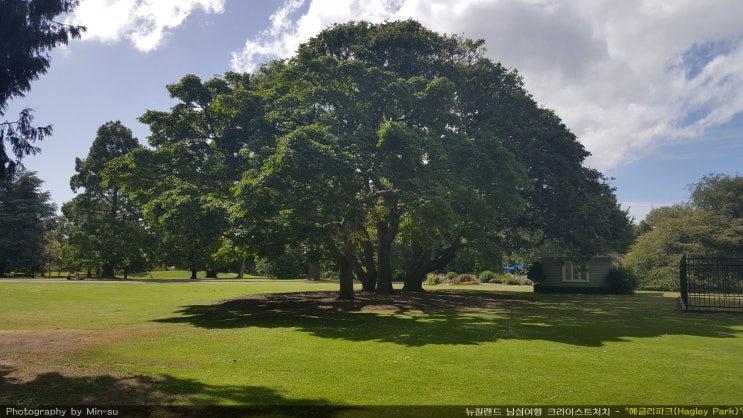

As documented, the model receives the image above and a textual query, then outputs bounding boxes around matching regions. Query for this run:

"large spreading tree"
[233,20,631,296]
[1,0,85,179]
[106,20,631,298]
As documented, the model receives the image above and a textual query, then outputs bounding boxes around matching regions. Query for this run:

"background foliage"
[624,174,743,290]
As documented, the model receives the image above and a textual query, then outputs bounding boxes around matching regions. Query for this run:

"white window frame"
[562,261,590,282]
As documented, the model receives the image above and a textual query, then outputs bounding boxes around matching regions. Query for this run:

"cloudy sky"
[7,0,743,222]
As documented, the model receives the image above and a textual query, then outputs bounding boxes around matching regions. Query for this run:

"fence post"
[679,254,688,309]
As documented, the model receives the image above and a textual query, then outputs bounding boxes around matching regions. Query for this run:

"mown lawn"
[1,279,742,407]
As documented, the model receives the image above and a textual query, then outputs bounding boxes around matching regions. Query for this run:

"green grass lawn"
[1,279,742,407]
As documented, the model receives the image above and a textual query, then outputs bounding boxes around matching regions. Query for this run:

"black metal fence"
[680,255,743,311]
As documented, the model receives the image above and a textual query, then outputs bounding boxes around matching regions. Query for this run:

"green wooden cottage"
[533,253,620,293]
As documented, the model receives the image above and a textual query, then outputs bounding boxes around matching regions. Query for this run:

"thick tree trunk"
[190,268,198,280]
[238,257,246,279]
[101,264,115,278]
[402,244,460,292]
[403,256,429,293]
[375,200,400,294]
[353,261,372,291]
[403,278,425,292]
[376,219,394,294]
[338,236,356,300]
[308,263,321,280]
[356,240,377,291]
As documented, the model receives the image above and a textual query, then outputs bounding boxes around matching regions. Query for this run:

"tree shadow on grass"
[154,290,743,347]
[0,365,354,416]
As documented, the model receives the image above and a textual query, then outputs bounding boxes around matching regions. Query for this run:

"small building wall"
[534,254,617,293]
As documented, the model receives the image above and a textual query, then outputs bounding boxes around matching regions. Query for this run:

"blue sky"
[6,0,743,223]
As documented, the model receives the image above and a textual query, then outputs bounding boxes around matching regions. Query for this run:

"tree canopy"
[0,170,56,276]
[0,0,86,180]
[103,74,250,279]
[688,173,743,218]
[105,20,631,296]
[63,121,146,278]
[624,173,743,290]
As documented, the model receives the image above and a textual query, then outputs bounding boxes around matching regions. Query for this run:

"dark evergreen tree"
[0,0,85,179]
[0,170,57,276]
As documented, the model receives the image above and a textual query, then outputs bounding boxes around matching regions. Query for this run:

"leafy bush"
[606,266,638,294]
[492,273,534,285]
[453,274,479,285]
[426,272,441,285]
[478,270,498,282]
[501,273,520,285]
[445,271,458,281]
[487,276,503,284]
[637,266,679,291]
[527,261,545,283]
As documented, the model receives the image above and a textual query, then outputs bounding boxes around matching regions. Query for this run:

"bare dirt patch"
[0,326,159,384]
[0,329,115,355]
[0,325,181,404]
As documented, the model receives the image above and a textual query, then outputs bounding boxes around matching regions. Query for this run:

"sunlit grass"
[1,280,742,406]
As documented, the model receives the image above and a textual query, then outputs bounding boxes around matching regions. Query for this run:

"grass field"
[1,277,742,408]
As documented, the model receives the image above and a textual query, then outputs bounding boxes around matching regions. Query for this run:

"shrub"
[453,274,479,285]
[637,266,679,291]
[478,270,498,282]
[501,273,519,285]
[518,277,534,285]
[606,266,638,294]
[445,271,458,281]
[426,272,441,285]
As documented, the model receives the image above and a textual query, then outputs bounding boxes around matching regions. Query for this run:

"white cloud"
[68,0,225,52]
[229,0,306,73]
[231,0,743,172]
[230,0,407,73]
